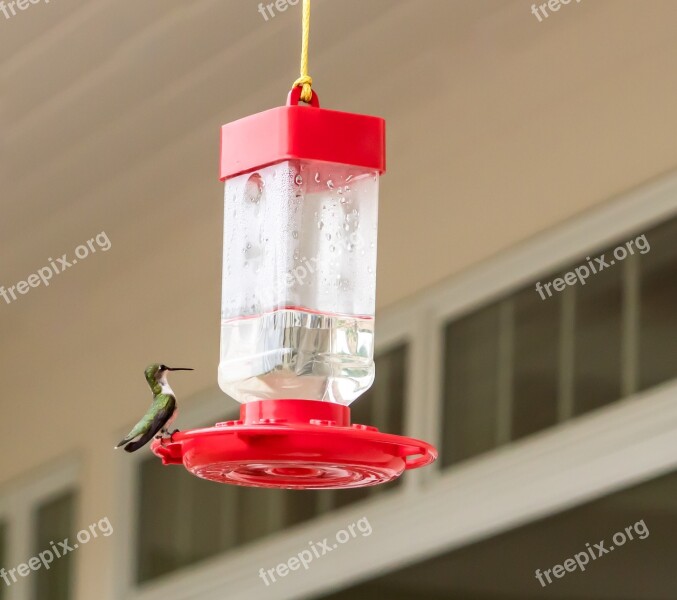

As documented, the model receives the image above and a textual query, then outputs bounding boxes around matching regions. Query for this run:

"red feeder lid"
[220,88,386,181]
[151,400,437,490]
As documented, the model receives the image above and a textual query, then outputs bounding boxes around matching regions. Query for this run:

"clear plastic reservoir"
[218,159,379,405]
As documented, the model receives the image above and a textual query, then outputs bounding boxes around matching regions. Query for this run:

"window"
[442,215,677,467]
[573,255,624,414]
[33,491,77,600]
[442,302,500,464]
[639,217,677,390]
[135,344,409,584]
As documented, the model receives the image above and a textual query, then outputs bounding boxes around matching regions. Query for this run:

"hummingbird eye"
[159,364,166,371]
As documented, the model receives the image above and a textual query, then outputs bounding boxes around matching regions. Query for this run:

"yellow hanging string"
[292,0,313,102]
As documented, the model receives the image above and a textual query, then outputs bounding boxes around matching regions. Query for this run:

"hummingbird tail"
[122,429,157,453]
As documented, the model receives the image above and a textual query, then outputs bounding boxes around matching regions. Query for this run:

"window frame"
[116,171,677,600]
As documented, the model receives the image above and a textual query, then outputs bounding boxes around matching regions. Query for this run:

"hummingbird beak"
[167,367,194,372]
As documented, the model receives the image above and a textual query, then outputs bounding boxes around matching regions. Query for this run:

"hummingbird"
[115,364,193,453]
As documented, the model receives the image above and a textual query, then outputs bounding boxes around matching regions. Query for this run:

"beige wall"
[1,1,677,598]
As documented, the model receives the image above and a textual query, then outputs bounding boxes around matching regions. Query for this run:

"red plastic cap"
[220,89,386,181]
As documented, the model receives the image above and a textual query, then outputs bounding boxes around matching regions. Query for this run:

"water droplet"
[318,221,324,230]
[337,187,343,195]
[314,172,321,183]
[293,248,300,260]
[327,180,335,190]
[340,197,347,204]
[346,175,353,182]
[295,174,303,185]
[245,242,252,250]
[347,243,355,252]
[326,233,332,241]
[329,245,335,252]
[344,223,350,231]
[292,230,299,239]
[345,185,351,192]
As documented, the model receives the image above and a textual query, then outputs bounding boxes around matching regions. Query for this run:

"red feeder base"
[151,400,437,489]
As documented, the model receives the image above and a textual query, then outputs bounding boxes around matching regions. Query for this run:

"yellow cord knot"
[291,0,313,103]
[293,75,313,103]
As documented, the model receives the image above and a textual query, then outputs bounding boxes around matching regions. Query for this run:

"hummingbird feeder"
[151,0,436,489]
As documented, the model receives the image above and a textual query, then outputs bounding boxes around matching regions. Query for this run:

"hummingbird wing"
[116,395,176,453]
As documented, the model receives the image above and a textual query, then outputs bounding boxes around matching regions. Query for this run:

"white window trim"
[0,457,80,600]
[116,170,677,600]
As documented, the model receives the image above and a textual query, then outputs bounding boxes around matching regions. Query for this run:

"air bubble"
[326,233,332,241]
[244,173,264,204]
[292,230,299,239]
[318,221,324,230]
[314,172,321,183]
[327,180,335,189]
[295,174,303,185]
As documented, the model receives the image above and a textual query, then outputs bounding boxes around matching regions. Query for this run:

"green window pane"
[442,302,500,466]
[511,285,560,439]
[33,491,76,600]
[573,254,623,414]
[639,218,677,390]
